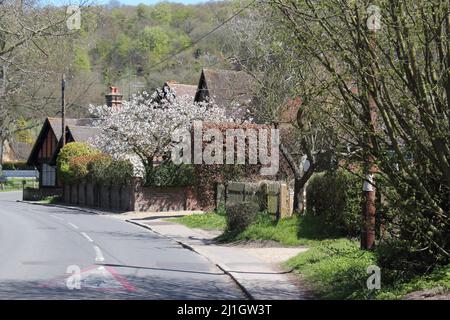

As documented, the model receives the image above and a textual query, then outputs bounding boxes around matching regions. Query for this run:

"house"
[50,125,101,165]
[194,68,256,119]
[152,81,197,104]
[27,87,122,188]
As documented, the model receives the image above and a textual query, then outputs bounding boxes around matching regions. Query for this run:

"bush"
[87,154,133,186]
[146,163,194,187]
[87,154,112,184]
[105,159,134,186]
[225,201,260,233]
[69,154,101,183]
[306,169,362,237]
[57,142,99,184]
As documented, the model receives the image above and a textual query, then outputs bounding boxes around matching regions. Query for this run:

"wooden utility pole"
[61,74,66,147]
[362,5,381,250]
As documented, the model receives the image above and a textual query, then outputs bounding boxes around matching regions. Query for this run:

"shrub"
[146,163,194,187]
[86,154,133,186]
[105,159,134,186]
[57,142,99,184]
[69,154,100,183]
[225,201,260,233]
[87,154,112,185]
[306,169,363,237]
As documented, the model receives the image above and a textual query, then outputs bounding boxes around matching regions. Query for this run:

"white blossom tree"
[89,89,230,180]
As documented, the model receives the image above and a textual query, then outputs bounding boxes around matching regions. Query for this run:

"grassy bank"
[171,213,226,230]
[285,240,449,299]
[171,211,449,299]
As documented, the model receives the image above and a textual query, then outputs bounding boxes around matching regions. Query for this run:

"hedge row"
[306,169,363,237]
[1,161,35,170]
[57,142,133,186]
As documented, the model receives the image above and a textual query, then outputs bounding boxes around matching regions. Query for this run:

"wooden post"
[61,74,66,147]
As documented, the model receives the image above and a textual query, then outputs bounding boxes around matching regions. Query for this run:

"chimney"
[105,86,123,110]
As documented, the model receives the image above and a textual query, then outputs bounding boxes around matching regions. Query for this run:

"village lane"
[0,192,245,299]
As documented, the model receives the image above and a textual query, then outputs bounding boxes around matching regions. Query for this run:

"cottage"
[27,118,95,188]
[27,87,122,188]
[194,68,256,119]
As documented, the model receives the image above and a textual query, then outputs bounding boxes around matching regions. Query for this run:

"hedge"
[1,161,35,170]
[57,142,133,186]
[57,142,99,184]
[146,163,194,187]
[306,169,363,237]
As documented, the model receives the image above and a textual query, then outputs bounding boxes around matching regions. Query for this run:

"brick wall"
[62,181,198,212]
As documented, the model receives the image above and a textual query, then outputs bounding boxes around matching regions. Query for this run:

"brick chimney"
[105,86,123,110]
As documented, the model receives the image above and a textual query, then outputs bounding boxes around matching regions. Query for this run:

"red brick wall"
[134,186,198,212]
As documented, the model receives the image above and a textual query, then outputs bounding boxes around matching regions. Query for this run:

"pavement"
[115,212,311,300]
[18,197,312,300]
[0,192,245,299]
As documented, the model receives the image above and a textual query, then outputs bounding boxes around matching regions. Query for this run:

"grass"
[0,178,37,192]
[284,239,449,300]
[169,212,227,230]
[218,213,345,246]
[171,210,449,299]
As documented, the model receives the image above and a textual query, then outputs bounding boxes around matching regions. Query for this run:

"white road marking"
[68,222,79,229]
[94,246,105,263]
[81,232,94,242]
[50,215,64,221]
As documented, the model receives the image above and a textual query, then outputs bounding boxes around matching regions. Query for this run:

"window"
[41,163,56,187]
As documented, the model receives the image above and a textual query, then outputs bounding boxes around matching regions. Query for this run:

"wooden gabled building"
[27,118,94,188]
[27,86,122,189]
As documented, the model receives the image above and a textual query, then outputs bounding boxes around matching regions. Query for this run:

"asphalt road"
[0,192,245,299]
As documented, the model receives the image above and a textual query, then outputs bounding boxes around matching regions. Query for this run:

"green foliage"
[1,161,35,170]
[57,142,98,184]
[104,159,134,186]
[146,163,194,187]
[138,26,171,58]
[306,169,362,237]
[87,154,133,186]
[220,213,344,246]
[285,239,377,299]
[285,240,449,300]
[225,201,260,234]
[87,154,112,185]
[149,3,173,25]
[73,47,91,72]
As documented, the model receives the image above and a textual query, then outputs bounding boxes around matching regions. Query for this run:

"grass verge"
[171,210,449,299]
[169,213,226,230]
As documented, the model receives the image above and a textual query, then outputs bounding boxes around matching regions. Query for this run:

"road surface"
[0,192,245,299]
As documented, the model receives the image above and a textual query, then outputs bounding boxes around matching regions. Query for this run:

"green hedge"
[57,142,133,186]
[146,163,194,187]
[1,161,35,170]
[57,142,99,184]
[306,169,363,237]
